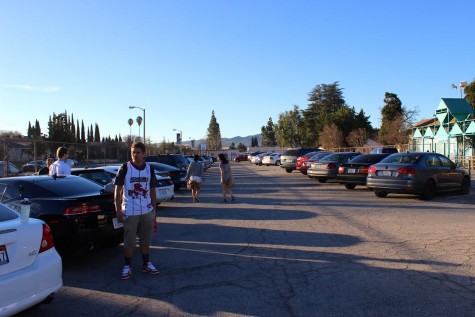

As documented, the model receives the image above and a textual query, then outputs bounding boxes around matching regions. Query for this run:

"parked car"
[247,151,262,161]
[99,164,175,202]
[0,161,24,178]
[234,154,248,162]
[0,203,63,316]
[71,167,115,193]
[367,152,471,200]
[262,153,281,166]
[0,175,123,252]
[295,151,319,173]
[300,152,333,175]
[251,153,267,165]
[307,152,361,183]
[144,154,189,170]
[21,160,47,174]
[146,162,187,190]
[337,153,391,189]
[280,148,320,173]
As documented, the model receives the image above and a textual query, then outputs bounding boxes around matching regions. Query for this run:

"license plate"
[160,189,167,195]
[112,218,124,229]
[382,170,392,176]
[348,168,356,174]
[0,245,9,265]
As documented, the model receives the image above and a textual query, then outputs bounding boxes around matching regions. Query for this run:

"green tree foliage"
[206,110,222,150]
[94,123,101,142]
[274,105,304,147]
[464,80,475,111]
[47,112,76,143]
[302,82,346,145]
[260,117,277,146]
[229,142,236,150]
[381,92,403,121]
[237,142,247,152]
[251,136,259,147]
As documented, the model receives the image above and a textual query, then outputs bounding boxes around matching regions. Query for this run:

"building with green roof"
[411,98,474,157]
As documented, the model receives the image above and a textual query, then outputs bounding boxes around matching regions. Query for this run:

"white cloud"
[0,84,60,93]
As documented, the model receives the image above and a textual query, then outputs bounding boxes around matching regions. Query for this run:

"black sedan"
[366,152,471,200]
[0,175,123,253]
[147,162,187,190]
[337,153,391,189]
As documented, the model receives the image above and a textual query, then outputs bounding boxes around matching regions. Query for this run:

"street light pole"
[129,106,146,144]
[173,129,183,153]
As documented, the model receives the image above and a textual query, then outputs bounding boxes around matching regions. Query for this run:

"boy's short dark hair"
[131,141,146,153]
[56,147,69,159]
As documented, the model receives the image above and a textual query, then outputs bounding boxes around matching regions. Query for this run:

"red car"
[300,152,333,175]
[234,154,248,162]
[296,151,319,174]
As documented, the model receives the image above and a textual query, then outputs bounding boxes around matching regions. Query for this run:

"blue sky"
[1,1,474,144]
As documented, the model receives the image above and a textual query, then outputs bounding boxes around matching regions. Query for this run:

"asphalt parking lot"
[20,162,475,317]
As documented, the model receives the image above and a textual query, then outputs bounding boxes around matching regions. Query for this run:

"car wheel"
[344,184,356,190]
[275,160,280,166]
[318,177,327,183]
[420,179,436,200]
[460,177,470,195]
[285,168,292,173]
[374,190,387,198]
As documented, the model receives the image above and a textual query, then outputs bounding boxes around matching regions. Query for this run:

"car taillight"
[327,163,336,169]
[359,167,369,174]
[368,166,377,174]
[65,204,100,215]
[169,171,178,177]
[167,179,173,185]
[338,166,345,173]
[398,167,416,175]
[269,157,274,160]
[39,223,55,253]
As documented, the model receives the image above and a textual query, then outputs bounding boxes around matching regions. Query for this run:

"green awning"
[424,127,434,138]
[436,127,448,137]
[413,128,423,138]
[465,121,475,134]
[449,123,463,136]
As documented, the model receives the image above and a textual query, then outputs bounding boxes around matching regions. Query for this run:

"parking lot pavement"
[20,162,475,317]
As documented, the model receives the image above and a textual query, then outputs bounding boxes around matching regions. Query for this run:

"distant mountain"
[183,134,262,147]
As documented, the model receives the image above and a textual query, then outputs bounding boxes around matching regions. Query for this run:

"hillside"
[183,134,262,147]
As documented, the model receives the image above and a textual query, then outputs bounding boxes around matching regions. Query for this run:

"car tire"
[275,160,280,166]
[285,168,292,173]
[374,190,387,198]
[420,179,436,200]
[318,177,327,183]
[460,177,470,195]
[344,184,356,190]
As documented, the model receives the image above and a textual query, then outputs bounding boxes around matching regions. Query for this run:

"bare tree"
[319,124,344,149]
[346,128,368,147]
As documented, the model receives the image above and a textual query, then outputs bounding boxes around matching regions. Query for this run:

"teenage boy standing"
[114,141,159,280]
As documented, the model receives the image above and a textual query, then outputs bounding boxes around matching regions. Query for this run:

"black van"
[144,154,189,170]
[280,147,320,173]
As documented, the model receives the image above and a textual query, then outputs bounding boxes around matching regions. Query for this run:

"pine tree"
[206,110,222,150]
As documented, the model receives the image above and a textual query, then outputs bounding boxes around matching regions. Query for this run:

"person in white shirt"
[49,147,71,176]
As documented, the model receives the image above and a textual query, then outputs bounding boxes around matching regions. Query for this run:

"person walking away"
[49,147,71,176]
[38,155,55,175]
[218,153,236,203]
[114,141,159,280]
[186,154,204,202]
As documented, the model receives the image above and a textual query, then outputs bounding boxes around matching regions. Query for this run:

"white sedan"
[262,153,282,166]
[0,203,63,316]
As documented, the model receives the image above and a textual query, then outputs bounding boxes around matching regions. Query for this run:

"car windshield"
[310,152,331,160]
[319,153,344,162]
[32,176,104,197]
[380,153,422,164]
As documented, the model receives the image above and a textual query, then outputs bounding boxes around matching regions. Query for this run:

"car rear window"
[0,204,18,222]
[173,155,189,164]
[31,176,104,197]
[283,149,300,156]
[380,154,422,164]
[349,154,389,163]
